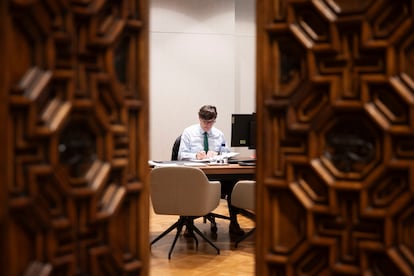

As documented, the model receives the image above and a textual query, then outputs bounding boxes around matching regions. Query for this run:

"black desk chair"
[171,135,230,233]
[171,135,182,161]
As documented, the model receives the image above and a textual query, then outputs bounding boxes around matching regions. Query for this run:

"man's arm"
[177,132,197,160]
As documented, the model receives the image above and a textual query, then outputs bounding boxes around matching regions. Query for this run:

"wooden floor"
[150,199,255,275]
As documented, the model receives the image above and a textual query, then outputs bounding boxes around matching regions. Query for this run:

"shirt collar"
[198,124,210,135]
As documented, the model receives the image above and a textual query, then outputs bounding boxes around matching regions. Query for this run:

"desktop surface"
[149,160,255,183]
[228,156,256,166]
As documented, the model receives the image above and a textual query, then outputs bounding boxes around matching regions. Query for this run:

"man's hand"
[196,151,218,159]
[206,151,217,158]
[196,151,207,160]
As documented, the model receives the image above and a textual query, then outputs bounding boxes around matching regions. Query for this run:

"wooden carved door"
[0,1,150,275]
[256,0,414,275]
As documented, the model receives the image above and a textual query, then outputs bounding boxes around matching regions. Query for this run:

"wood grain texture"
[150,199,255,276]
[1,1,150,275]
[256,0,414,274]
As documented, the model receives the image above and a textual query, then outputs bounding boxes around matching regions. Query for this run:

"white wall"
[150,0,256,160]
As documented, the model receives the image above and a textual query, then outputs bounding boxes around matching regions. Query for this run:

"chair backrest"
[150,166,221,216]
[171,135,181,161]
[231,180,255,211]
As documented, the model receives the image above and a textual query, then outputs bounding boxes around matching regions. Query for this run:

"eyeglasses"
[201,119,216,125]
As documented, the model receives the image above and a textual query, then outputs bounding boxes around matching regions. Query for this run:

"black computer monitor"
[231,113,256,149]
[249,118,256,149]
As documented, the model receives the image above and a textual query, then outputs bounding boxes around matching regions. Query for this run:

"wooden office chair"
[231,180,256,247]
[150,166,221,259]
[171,135,230,233]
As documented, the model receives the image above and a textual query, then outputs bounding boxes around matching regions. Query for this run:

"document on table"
[222,152,240,158]
[183,162,207,167]
[189,152,240,163]
[148,160,207,167]
[148,160,178,167]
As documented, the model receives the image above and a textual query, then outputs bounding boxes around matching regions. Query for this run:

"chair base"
[234,209,255,248]
[150,216,220,259]
[203,212,230,232]
[235,227,255,248]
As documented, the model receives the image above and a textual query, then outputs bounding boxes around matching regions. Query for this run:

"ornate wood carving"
[257,0,414,274]
[1,0,149,275]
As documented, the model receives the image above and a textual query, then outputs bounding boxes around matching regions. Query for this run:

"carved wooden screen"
[0,1,149,275]
[256,0,414,275]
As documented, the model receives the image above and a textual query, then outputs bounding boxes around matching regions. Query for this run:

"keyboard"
[238,160,256,166]
[228,157,256,164]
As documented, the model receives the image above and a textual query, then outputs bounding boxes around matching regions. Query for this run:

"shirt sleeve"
[211,128,228,152]
[177,128,197,160]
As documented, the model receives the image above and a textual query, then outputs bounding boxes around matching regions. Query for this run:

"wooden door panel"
[1,1,149,275]
[256,0,414,275]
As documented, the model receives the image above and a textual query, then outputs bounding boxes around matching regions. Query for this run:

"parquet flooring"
[150,199,255,275]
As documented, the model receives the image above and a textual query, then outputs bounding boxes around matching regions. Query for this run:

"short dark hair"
[198,105,217,120]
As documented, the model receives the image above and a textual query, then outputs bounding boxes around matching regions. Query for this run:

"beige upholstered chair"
[171,135,230,232]
[231,180,256,247]
[150,166,222,259]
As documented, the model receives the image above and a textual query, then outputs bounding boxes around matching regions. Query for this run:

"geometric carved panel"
[257,0,414,274]
[322,115,378,176]
[3,1,149,275]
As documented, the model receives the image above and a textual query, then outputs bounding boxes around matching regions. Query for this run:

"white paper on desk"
[206,162,229,166]
[148,160,178,167]
[183,162,207,167]
[221,152,240,158]
[189,152,240,163]
[188,159,210,163]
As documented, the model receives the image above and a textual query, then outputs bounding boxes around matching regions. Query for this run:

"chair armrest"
[207,181,221,208]
[231,180,255,211]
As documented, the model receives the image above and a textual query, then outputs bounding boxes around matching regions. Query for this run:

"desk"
[200,164,255,182]
[201,164,255,225]
[149,161,255,182]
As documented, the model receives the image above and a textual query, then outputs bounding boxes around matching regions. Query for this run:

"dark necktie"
[203,132,209,152]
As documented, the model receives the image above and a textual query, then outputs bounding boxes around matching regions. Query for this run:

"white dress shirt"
[178,124,228,160]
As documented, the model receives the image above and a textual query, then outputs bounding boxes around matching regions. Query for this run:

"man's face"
[199,118,216,132]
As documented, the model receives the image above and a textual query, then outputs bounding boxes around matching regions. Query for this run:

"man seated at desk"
[178,105,245,236]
